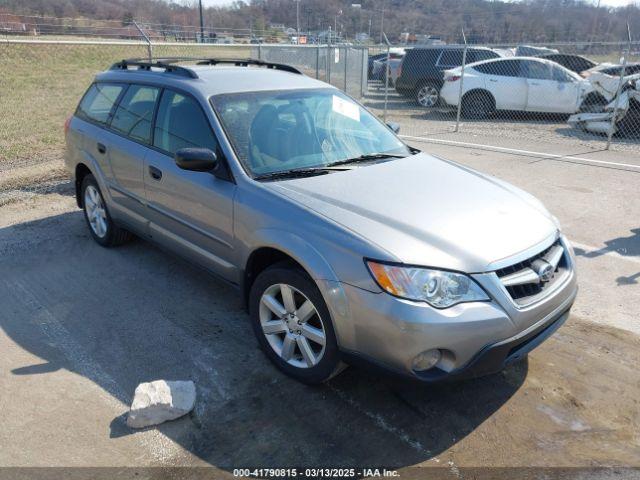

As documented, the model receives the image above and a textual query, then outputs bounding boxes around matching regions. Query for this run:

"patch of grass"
[0,42,251,166]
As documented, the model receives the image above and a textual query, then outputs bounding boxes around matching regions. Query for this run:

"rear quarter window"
[438,50,464,67]
[76,83,124,125]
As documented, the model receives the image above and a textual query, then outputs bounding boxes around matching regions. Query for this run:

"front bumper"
[333,246,577,382]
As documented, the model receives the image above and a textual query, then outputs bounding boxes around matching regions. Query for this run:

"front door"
[106,84,160,226]
[521,60,579,113]
[143,89,238,282]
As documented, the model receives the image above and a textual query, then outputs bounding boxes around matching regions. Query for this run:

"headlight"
[366,260,489,308]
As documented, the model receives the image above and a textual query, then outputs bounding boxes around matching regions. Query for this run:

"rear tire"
[249,262,345,384]
[415,82,440,108]
[81,174,133,247]
[461,90,495,119]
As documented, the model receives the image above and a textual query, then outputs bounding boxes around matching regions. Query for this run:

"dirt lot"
[1,143,639,479]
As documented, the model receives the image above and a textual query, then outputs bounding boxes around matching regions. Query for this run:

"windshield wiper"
[253,167,334,181]
[325,152,408,168]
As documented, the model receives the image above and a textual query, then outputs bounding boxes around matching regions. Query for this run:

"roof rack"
[194,58,302,75]
[110,59,198,78]
[109,57,302,79]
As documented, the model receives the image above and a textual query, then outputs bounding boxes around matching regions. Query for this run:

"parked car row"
[383,45,632,118]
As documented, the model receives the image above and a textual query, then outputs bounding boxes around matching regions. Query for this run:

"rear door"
[144,88,237,281]
[105,84,161,224]
[521,60,579,113]
[73,82,126,189]
[475,60,527,110]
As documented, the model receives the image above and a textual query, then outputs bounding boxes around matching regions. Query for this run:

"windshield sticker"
[332,95,360,122]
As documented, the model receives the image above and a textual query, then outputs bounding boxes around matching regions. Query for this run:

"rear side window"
[76,83,124,125]
[438,50,464,67]
[474,60,521,77]
[153,90,218,155]
[110,84,160,144]
[407,49,441,66]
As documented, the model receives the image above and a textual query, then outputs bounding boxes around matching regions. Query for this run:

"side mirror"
[387,121,401,134]
[175,148,217,172]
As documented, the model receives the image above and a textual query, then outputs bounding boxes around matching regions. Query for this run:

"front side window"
[521,60,552,80]
[153,90,218,156]
[110,84,160,144]
[211,88,410,176]
[76,83,124,125]
[551,66,574,83]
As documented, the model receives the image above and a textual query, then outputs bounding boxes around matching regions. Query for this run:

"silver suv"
[65,58,577,384]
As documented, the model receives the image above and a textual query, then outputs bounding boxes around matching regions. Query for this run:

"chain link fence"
[362,37,640,155]
[1,34,639,204]
[0,39,367,204]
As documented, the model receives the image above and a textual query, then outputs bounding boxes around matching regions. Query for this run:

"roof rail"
[110,59,198,78]
[110,57,302,78]
[194,58,302,75]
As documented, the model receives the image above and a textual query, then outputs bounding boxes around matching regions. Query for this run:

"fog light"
[412,349,441,371]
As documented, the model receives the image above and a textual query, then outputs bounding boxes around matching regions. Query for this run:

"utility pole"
[296,0,300,44]
[198,0,204,43]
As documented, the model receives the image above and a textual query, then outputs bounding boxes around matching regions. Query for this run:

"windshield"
[211,88,410,176]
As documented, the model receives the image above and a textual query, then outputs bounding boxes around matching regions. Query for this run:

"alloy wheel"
[259,283,326,369]
[84,185,108,238]
[417,85,439,107]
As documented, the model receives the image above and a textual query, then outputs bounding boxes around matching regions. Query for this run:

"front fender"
[245,229,353,347]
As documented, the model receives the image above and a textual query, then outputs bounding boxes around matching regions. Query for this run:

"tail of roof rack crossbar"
[110,57,302,79]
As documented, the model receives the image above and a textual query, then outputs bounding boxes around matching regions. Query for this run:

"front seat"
[249,105,282,170]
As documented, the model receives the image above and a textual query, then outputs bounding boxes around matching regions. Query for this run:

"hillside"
[1,0,638,43]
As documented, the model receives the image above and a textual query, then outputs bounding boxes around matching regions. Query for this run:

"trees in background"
[1,0,638,43]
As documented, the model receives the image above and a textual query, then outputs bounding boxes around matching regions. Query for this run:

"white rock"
[126,380,196,429]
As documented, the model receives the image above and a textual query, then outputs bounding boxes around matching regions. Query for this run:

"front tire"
[249,262,344,384]
[81,174,132,247]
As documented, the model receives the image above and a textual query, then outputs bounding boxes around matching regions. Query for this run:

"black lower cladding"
[413,306,572,382]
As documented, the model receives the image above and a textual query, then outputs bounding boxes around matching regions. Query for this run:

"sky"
[199,0,637,5]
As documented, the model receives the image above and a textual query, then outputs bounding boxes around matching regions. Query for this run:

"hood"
[269,153,558,272]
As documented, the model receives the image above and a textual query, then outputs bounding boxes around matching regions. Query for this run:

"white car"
[440,57,594,118]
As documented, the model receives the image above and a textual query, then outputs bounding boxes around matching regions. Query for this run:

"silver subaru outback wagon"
[65,58,577,384]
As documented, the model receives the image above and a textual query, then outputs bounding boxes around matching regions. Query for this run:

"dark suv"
[395,46,500,107]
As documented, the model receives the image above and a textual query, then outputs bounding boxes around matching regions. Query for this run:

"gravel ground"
[0,143,639,478]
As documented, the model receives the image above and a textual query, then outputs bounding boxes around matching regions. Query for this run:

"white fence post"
[606,24,632,150]
[383,33,390,123]
[454,28,468,133]
[344,47,348,93]
[133,20,152,61]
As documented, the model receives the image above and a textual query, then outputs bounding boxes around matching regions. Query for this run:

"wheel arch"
[241,230,351,346]
[462,88,495,105]
[75,163,93,208]
[242,230,341,307]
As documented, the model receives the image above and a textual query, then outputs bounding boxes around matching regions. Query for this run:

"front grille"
[495,239,568,305]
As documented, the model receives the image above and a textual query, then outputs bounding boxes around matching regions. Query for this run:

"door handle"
[97,143,106,154]
[530,82,540,86]
[148,165,163,181]
[489,79,497,82]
